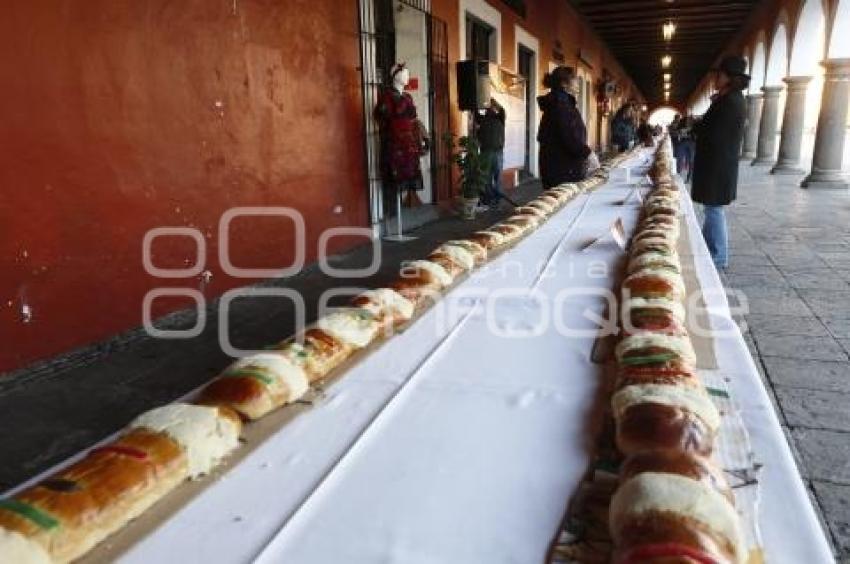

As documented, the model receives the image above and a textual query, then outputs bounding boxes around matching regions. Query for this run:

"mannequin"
[374,63,424,209]
[393,66,410,94]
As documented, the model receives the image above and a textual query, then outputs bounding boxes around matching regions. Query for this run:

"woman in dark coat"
[691,55,749,269]
[537,66,593,188]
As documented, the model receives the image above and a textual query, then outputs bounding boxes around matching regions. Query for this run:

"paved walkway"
[713,163,850,561]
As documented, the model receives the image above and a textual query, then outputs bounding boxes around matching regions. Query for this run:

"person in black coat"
[691,55,749,269]
[537,66,596,188]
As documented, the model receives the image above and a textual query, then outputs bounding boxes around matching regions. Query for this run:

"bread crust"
[467,231,504,250]
[621,309,686,336]
[620,452,733,503]
[426,253,465,279]
[503,215,539,230]
[611,510,736,564]
[350,294,410,334]
[198,376,274,420]
[0,429,187,562]
[623,273,684,301]
[616,402,715,457]
[629,240,678,257]
[276,328,353,383]
[442,241,487,265]
[489,224,524,241]
[616,367,700,391]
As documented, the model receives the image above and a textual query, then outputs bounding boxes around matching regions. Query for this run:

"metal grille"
[428,16,453,202]
[358,0,395,227]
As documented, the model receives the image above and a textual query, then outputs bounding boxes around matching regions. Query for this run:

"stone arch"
[750,32,767,91]
[765,17,789,86]
[790,0,827,75]
[828,0,850,57]
[788,0,829,170]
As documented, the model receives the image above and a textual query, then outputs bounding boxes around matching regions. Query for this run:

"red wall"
[0,0,369,372]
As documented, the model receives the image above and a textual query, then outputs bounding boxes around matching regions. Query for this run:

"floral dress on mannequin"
[375,86,423,195]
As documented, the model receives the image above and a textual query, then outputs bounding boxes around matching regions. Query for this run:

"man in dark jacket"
[537,66,593,188]
[691,56,749,270]
[474,97,506,209]
[611,101,637,152]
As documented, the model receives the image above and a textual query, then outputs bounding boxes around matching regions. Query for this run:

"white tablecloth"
[117,151,833,564]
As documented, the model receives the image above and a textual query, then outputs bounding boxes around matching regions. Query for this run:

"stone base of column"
[771,161,805,175]
[740,152,756,160]
[801,170,849,189]
[751,157,773,166]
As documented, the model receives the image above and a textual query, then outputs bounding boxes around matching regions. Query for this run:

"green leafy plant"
[451,135,491,200]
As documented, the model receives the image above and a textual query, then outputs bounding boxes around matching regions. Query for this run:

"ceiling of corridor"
[570,0,760,106]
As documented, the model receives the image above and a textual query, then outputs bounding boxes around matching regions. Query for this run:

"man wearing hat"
[691,55,750,270]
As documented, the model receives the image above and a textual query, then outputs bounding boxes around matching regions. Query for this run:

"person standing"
[691,55,749,270]
[670,113,693,178]
[670,113,684,165]
[683,116,697,182]
[537,66,597,188]
[474,97,506,210]
[611,101,637,153]
[636,119,654,147]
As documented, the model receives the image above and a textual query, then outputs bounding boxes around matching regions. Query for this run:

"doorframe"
[357,0,438,236]
[515,24,539,178]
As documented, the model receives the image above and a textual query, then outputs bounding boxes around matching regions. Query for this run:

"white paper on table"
[102,151,831,564]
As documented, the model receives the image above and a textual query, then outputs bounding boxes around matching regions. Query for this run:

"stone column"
[802,59,850,189]
[771,76,812,174]
[752,85,784,165]
[741,93,763,160]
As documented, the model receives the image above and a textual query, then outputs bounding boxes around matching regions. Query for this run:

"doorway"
[357,0,451,235]
[517,45,534,180]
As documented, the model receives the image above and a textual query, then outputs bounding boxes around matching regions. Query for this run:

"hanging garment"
[375,87,424,190]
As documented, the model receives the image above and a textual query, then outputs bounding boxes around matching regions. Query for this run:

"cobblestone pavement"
[711,163,850,561]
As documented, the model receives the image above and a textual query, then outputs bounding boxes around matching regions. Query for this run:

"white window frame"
[459,0,501,134]
[459,0,501,62]
[515,24,540,177]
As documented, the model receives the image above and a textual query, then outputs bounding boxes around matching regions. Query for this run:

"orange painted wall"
[0,0,644,374]
[0,0,369,372]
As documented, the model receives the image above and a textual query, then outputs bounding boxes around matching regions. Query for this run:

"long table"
[110,151,832,563]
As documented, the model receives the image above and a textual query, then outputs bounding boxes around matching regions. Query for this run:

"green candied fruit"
[223,368,275,386]
[279,342,309,361]
[0,499,60,530]
[353,308,376,322]
[620,352,677,366]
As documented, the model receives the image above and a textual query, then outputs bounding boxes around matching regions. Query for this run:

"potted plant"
[452,135,490,220]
